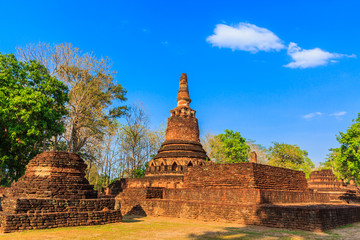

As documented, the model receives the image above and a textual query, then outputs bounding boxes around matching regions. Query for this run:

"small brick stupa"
[0,152,122,232]
[146,73,211,176]
[308,169,360,203]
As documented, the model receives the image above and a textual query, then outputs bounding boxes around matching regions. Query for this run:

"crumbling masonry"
[113,73,360,231]
[1,73,360,233]
[0,152,122,232]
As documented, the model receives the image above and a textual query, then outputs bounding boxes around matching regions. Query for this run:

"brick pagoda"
[115,73,360,231]
[146,73,211,176]
[0,152,122,232]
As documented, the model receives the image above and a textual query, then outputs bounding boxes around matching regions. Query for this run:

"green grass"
[0,216,357,240]
[336,224,354,229]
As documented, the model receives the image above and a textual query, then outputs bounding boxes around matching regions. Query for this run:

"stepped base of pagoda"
[0,208,121,233]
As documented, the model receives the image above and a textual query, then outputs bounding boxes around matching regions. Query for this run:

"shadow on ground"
[187,226,342,240]
[122,214,146,223]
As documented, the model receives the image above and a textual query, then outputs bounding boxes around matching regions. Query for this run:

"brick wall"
[163,188,329,204]
[5,152,97,200]
[184,163,256,188]
[141,200,360,231]
[115,162,360,231]
[164,188,259,203]
[308,169,345,190]
[146,187,164,199]
[0,152,122,233]
[252,164,308,190]
[166,116,199,142]
[184,163,307,191]
[115,188,147,216]
[0,210,121,233]
[125,175,184,189]
[1,198,115,214]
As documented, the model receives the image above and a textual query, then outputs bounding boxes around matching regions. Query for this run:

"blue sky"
[1,0,360,165]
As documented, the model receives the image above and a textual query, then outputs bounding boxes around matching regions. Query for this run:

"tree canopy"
[16,42,127,155]
[267,142,314,177]
[203,129,250,163]
[0,53,68,184]
[326,114,360,184]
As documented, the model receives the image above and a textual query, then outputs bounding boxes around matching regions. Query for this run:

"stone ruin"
[112,73,360,231]
[308,169,360,203]
[146,73,212,176]
[0,152,122,232]
[1,73,360,233]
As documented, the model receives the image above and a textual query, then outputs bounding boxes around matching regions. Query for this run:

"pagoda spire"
[146,73,210,176]
[177,73,191,107]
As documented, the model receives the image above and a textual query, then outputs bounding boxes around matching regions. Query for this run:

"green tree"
[320,148,345,180]
[16,42,127,155]
[328,114,360,184]
[0,53,68,185]
[215,129,250,163]
[132,162,149,178]
[267,142,314,177]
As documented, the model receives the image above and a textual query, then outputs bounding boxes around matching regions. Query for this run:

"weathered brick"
[0,152,122,233]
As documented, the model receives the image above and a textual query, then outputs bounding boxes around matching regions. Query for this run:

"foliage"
[0,53,68,184]
[132,162,149,178]
[267,142,314,178]
[319,148,348,182]
[202,130,250,163]
[16,42,127,154]
[326,114,360,184]
[217,130,250,163]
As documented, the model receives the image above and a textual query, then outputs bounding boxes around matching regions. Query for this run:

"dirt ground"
[0,215,360,240]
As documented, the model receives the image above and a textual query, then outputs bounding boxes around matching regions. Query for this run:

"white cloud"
[206,23,285,53]
[302,111,347,120]
[285,42,355,69]
[303,112,323,119]
[330,111,347,117]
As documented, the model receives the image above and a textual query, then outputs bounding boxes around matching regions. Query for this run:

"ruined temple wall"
[306,169,358,191]
[116,162,360,231]
[117,163,330,217]
[116,188,147,216]
[308,170,344,190]
[183,163,256,188]
[117,184,356,231]
[141,200,360,231]
[258,189,329,203]
[252,164,308,191]
[183,163,308,190]
[125,175,184,189]
[0,152,123,233]
[0,210,122,233]
[307,169,360,203]
[5,152,97,200]
[163,188,329,204]
[164,188,260,203]
[118,187,330,217]
[2,198,116,214]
